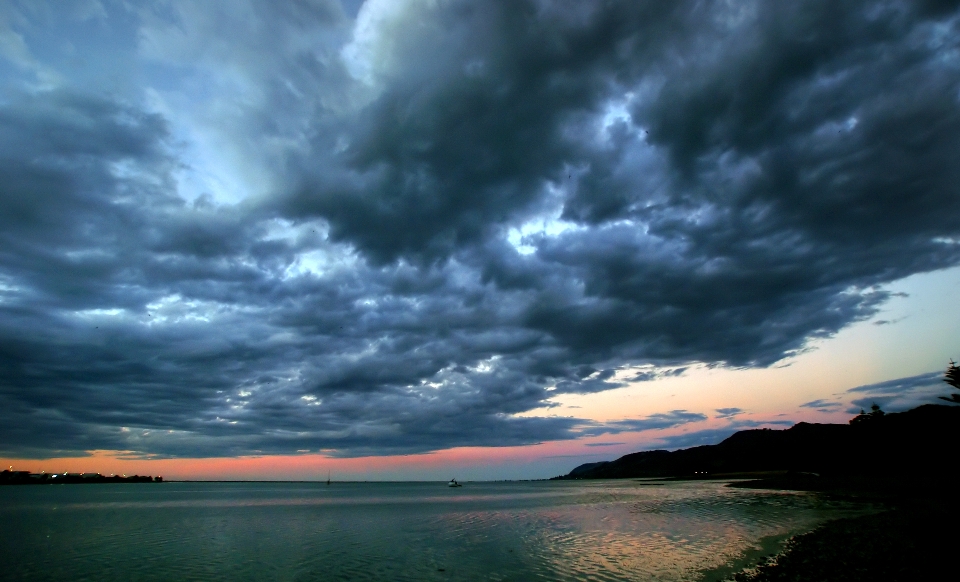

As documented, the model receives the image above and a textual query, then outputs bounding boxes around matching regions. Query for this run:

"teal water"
[0,480,867,581]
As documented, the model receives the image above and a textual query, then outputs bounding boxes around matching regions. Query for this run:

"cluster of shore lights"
[7,467,134,479]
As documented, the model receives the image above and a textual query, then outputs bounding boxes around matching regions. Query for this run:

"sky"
[1,0,959,481]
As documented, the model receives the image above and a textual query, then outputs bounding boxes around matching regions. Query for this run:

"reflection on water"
[0,480,869,581]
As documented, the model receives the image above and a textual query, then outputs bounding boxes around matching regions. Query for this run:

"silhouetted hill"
[556,404,960,481]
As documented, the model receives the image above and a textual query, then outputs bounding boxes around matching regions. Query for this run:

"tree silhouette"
[850,403,885,425]
[940,360,960,404]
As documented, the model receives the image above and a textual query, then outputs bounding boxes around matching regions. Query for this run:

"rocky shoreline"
[724,502,952,582]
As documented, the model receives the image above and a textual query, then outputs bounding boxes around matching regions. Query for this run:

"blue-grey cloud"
[631,367,688,383]
[847,372,944,394]
[1,0,959,459]
[589,410,708,435]
[654,419,795,450]
[800,399,843,410]
[715,408,743,419]
[845,370,949,413]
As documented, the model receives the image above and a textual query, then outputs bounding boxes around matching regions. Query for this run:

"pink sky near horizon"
[0,409,847,482]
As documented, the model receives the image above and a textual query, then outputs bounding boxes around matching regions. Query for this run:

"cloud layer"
[2,0,959,458]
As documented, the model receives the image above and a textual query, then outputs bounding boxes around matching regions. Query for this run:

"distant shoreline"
[0,477,580,489]
[1,470,161,485]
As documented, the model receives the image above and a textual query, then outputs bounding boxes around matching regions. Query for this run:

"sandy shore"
[726,503,952,581]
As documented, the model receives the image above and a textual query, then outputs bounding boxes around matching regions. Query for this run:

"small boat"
[326,470,331,486]
[448,478,462,487]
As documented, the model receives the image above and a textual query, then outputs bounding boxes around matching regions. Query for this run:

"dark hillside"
[556,404,960,481]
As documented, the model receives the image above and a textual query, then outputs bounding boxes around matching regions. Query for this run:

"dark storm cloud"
[288,0,688,263]
[2,0,960,459]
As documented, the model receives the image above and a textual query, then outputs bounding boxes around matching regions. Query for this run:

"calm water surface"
[0,480,869,581]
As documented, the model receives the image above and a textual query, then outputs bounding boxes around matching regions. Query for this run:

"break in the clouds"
[2,0,959,459]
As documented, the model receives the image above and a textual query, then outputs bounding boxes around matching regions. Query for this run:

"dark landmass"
[556,404,960,494]
[1,470,162,484]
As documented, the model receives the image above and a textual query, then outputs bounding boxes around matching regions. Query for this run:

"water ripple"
[0,481,873,581]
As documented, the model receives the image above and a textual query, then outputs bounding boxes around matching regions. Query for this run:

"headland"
[555,401,960,582]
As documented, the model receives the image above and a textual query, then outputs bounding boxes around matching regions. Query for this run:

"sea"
[0,479,872,582]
